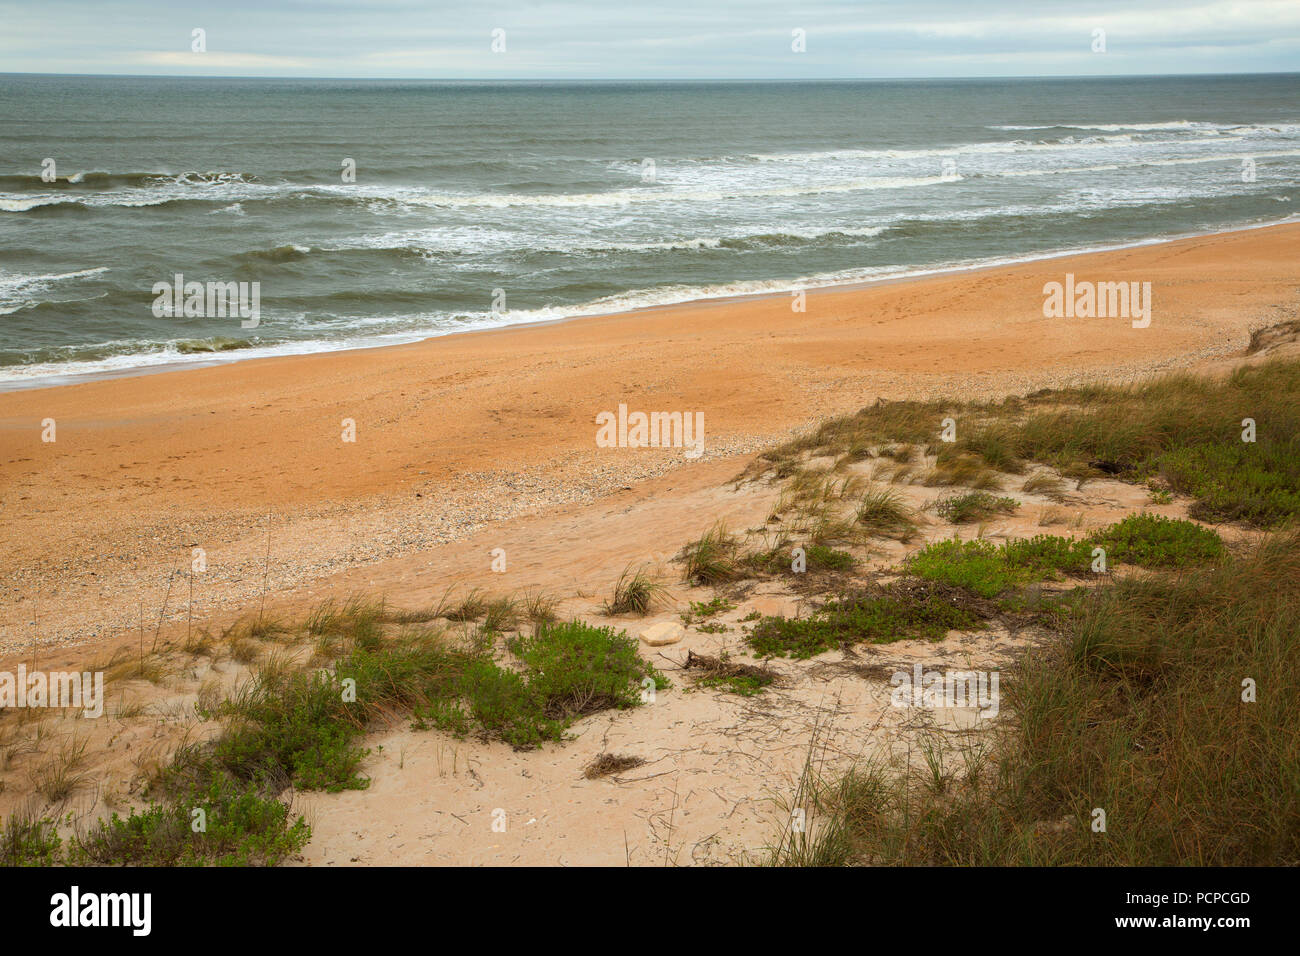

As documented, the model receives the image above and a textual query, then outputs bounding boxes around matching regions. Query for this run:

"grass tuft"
[678,523,743,586]
[933,491,1020,524]
[604,565,668,616]
[854,486,917,539]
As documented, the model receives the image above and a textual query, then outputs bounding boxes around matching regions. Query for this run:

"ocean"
[1,73,1297,387]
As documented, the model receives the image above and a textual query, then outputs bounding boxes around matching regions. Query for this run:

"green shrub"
[906,535,1093,597]
[76,777,310,866]
[1089,513,1224,567]
[682,596,736,623]
[0,814,64,867]
[510,620,667,719]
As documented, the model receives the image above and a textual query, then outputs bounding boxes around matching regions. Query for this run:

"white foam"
[992,150,1300,177]
[0,267,110,313]
[8,219,1297,389]
[329,223,889,257]
[744,133,1245,165]
[0,196,64,212]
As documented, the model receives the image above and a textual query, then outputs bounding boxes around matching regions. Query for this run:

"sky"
[2,0,1299,79]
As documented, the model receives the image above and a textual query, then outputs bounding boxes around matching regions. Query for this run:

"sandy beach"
[2,221,1298,658]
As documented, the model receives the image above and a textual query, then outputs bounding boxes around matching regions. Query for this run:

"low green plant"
[748,585,986,659]
[698,672,768,695]
[505,620,668,740]
[906,535,1093,598]
[76,777,311,866]
[5,601,675,866]
[684,650,778,696]
[746,543,855,575]
[1088,513,1224,567]
[682,596,735,623]
[0,812,64,867]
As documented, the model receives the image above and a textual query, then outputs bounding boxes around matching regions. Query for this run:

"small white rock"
[640,621,685,646]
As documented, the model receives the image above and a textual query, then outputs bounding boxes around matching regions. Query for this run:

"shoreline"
[3,216,1296,395]
[2,219,1298,658]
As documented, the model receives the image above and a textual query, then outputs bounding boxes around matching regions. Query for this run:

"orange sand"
[1,222,1297,656]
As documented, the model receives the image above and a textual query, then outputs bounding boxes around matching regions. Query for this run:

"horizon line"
[4,69,1299,83]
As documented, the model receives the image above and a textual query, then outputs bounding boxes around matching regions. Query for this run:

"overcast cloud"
[2,0,1298,78]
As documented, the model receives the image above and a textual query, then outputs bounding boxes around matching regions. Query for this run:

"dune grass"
[1021,471,1069,500]
[604,564,669,615]
[1013,362,1300,526]
[932,491,1020,524]
[748,358,1300,529]
[854,486,917,539]
[678,522,745,585]
[744,541,857,577]
[0,811,66,867]
[777,529,1300,866]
